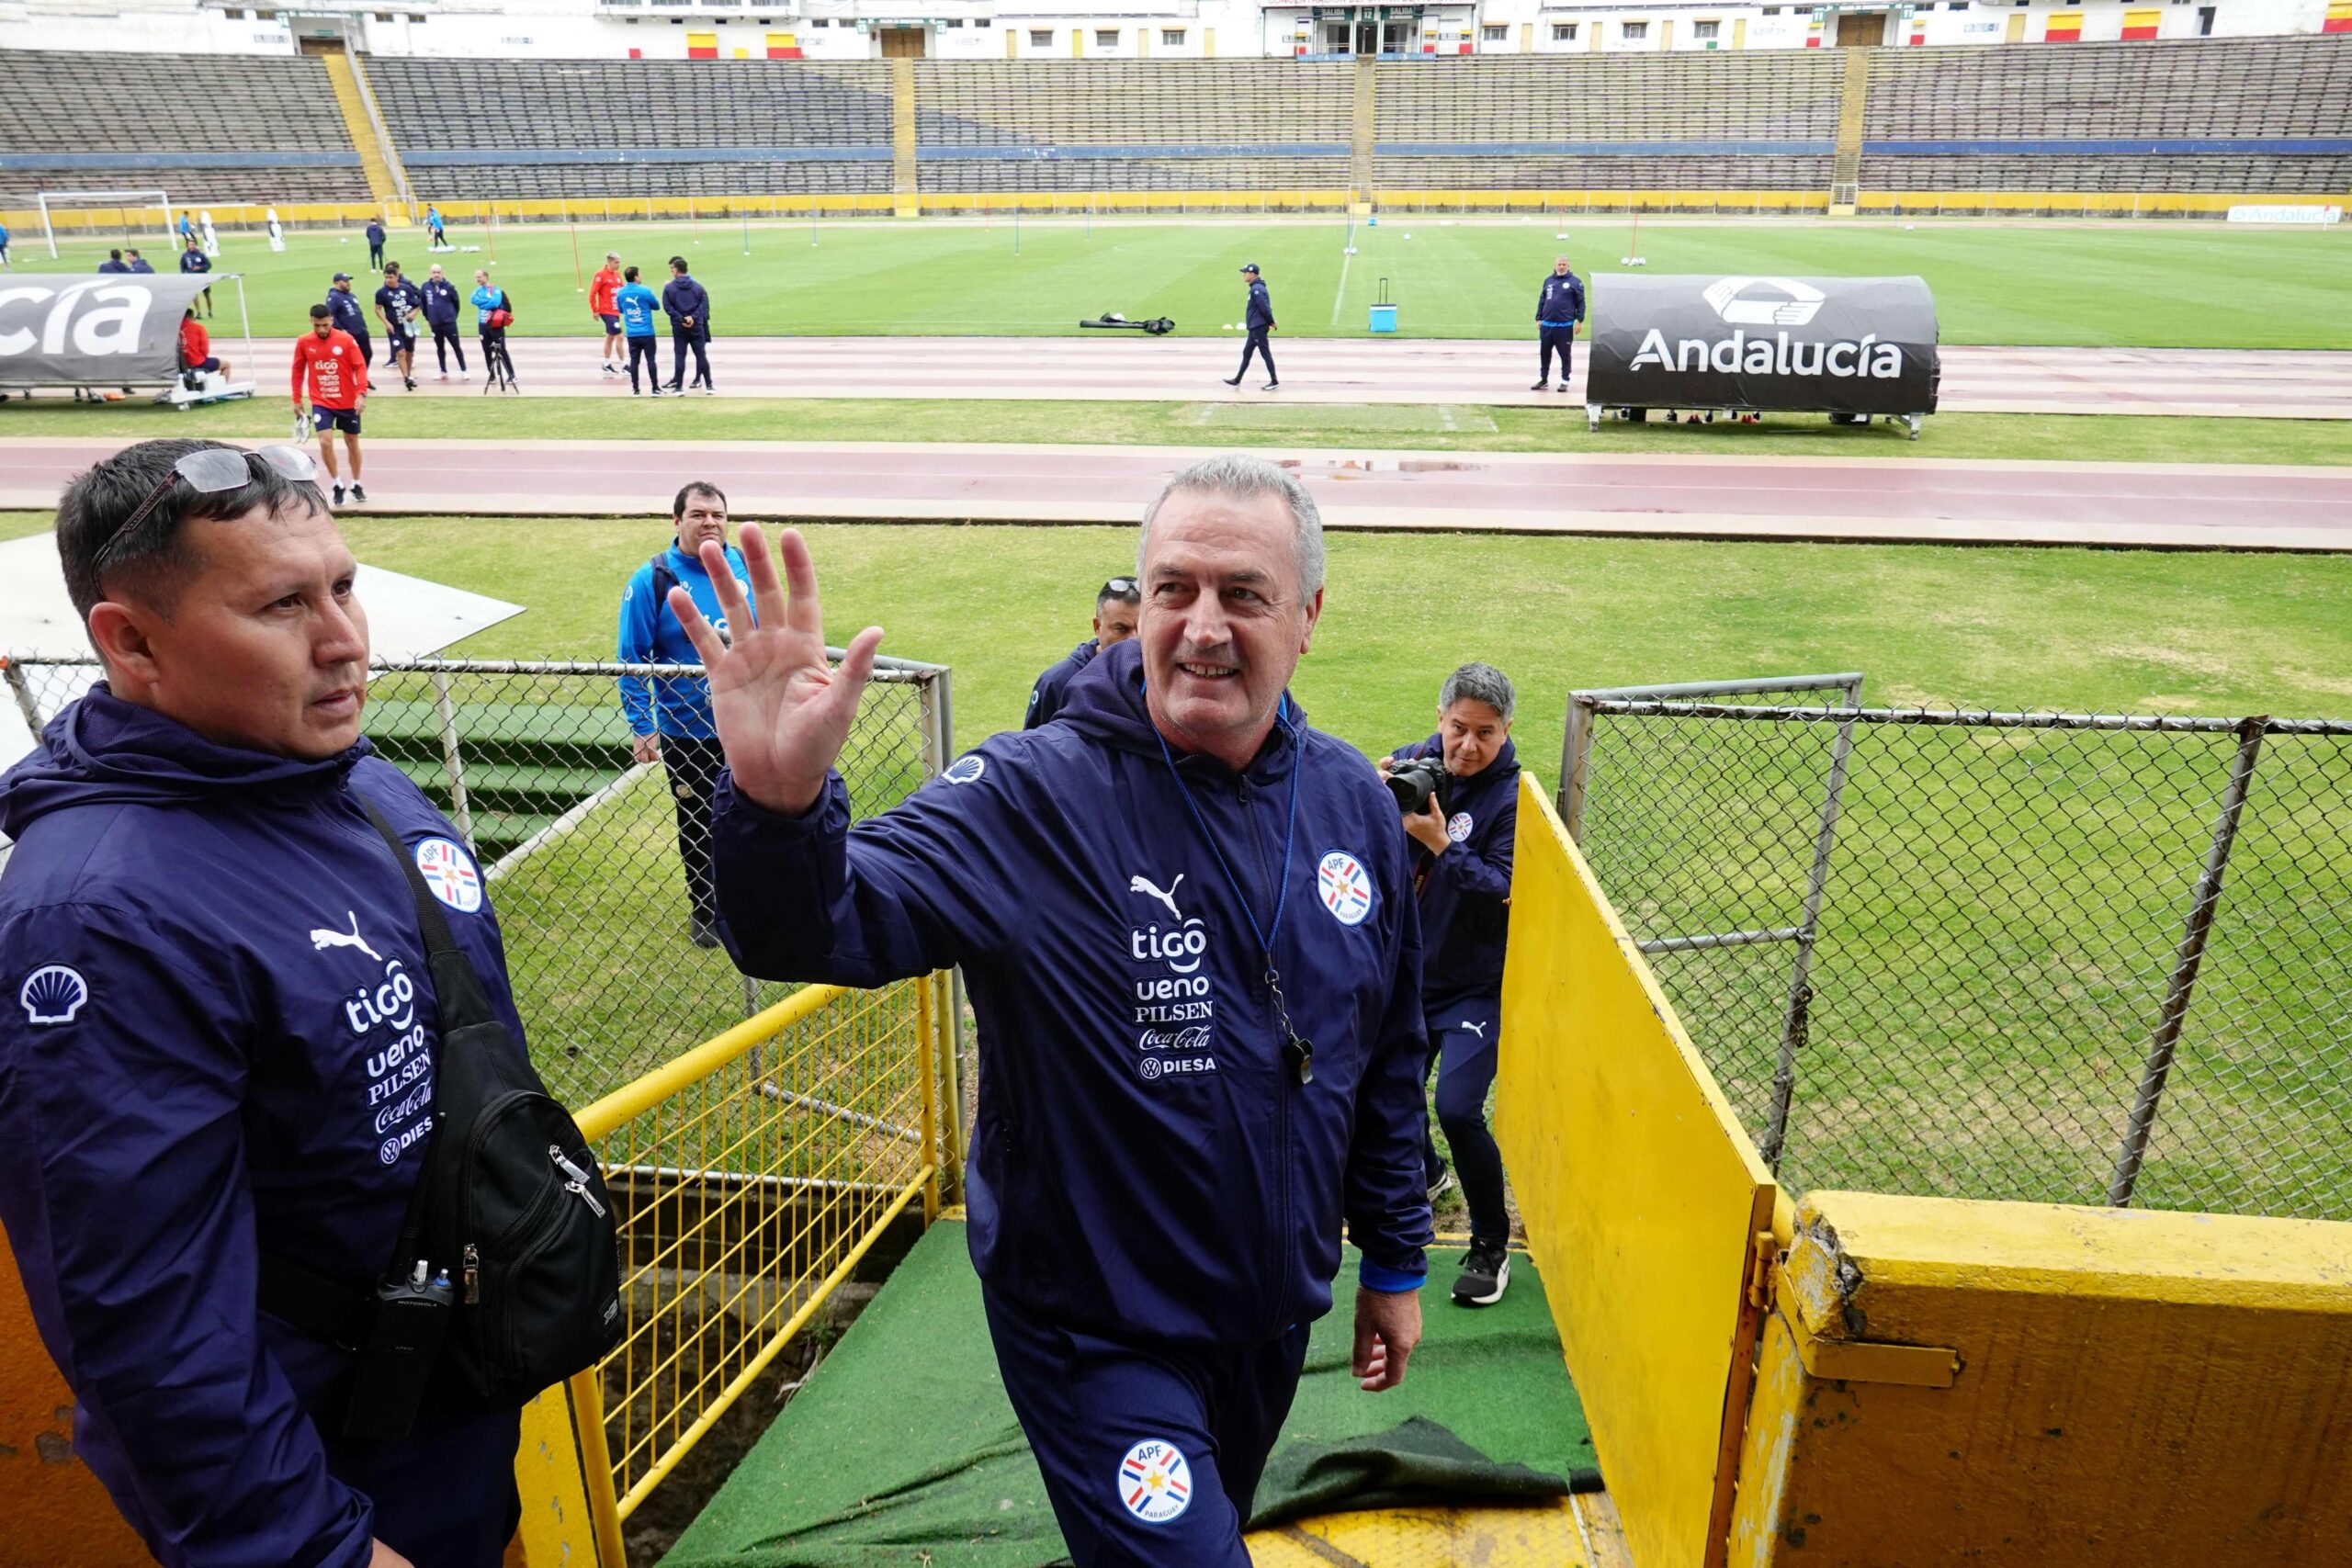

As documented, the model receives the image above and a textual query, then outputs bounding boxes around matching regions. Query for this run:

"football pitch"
[32,214,2352,350]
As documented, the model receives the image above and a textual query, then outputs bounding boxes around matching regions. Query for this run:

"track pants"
[1423,989,1508,1245]
[661,735,728,924]
[1538,326,1577,386]
[1233,326,1277,384]
[627,335,661,392]
[983,1284,1310,1566]
[430,321,467,373]
[671,325,711,390]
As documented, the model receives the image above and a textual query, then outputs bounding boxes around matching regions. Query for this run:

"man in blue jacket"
[1533,255,1585,392]
[662,255,713,395]
[672,454,1430,1565]
[0,438,529,1567]
[327,270,374,373]
[617,480,755,946]
[1222,262,1278,391]
[1023,574,1139,729]
[366,217,386,272]
[615,264,664,397]
[1384,661,1521,1306]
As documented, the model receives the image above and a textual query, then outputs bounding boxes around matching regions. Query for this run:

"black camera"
[1385,756,1444,815]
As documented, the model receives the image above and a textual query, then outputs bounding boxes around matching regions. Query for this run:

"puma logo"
[1129,874,1185,920]
[310,911,384,964]
[1460,1021,1488,1039]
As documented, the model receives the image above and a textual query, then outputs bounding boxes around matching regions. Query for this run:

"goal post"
[36,188,175,259]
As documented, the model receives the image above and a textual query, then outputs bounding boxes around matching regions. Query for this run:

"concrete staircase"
[320,48,412,216]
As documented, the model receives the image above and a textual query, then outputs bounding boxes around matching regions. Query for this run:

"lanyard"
[1154,706,1316,1086]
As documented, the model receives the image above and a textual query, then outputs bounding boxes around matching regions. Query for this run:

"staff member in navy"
[1023,574,1139,729]
[1532,256,1585,392]
[679,453,1431,1565]
[617,480,756,947]
[327,270,374,373]
[1223,263,1280,391]
[0,438,533,1566]
[1381,662,1521,1306]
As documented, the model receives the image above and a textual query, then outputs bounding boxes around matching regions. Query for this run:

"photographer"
[1380,661,1521,1307]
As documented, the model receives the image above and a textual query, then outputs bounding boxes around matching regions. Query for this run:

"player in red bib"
[291,303,370,505]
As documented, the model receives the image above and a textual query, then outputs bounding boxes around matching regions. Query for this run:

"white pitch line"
[1330,242,1354,329]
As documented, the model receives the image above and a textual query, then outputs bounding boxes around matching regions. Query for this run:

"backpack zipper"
[550,1145,608,1218]
[463,1242,481,1304]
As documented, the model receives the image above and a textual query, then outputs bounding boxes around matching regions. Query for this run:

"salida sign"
[0,274,218,389]
[1587,274,1940,418]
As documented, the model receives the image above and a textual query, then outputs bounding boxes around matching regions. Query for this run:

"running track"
[5,438,2344,549]
[394,336,2352,419]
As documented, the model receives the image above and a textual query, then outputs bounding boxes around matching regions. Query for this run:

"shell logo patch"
[943,754,987,786]
[415,837,483,913]
[19,964,88,1026]
[1317,850,1374,927]
[1116,1438,1192,1524]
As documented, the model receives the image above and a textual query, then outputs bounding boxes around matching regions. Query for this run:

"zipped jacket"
[1389,734,1520,1002]
[711,637,1431,1346]
[1537,272,1586,327]
[0,688,527,1566]
[1022,637,1099,729]
[615,542,753,739]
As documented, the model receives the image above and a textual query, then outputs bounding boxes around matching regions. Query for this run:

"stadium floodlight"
[36,189,175,259]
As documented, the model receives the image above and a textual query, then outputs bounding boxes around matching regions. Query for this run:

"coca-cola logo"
[1137,1025,1214,1053]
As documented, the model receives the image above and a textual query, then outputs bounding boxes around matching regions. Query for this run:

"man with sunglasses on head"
[0,439,534,1567]
[294,301,369,505]
[1023,575,1141,730]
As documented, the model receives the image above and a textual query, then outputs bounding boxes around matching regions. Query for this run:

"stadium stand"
[913,61,1354,193]
[1369,54,1845,193]
[1862,36,2352,194]
[366,58,898,198]
[0,49,368,205]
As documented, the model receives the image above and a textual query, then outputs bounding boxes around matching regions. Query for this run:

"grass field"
[24,214,2352,349]
[10,392,2350,468]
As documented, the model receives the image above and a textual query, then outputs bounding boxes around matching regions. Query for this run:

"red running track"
[4,438,2345,549]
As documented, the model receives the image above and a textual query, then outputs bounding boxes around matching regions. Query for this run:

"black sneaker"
[404,378,417,391]
[1452,1239,1510,1307]
[331,482,345,505]
[350,483,367,502]
[1261,380,1279,391]
[1530,380,1548,390]
[1221,376,1242,387]
[1427,1166,1455,1205]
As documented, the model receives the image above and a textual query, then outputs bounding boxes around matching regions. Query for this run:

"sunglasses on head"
[97,445,322,568]
[1102,577,1138,596]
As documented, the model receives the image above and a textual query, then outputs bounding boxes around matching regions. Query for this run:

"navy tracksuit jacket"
[1389,734,1520,1007]
[1023,637,1100,729]
[1537,272,1586,383]
[712,636,1433,1339]
[326,286,372,363]
[0,690,527,1568]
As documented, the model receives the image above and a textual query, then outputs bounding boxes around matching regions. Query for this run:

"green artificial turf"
[6,393,2348,468]
[22,214,2352,348]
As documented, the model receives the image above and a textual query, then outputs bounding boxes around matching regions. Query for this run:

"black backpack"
[263,803,622,1438]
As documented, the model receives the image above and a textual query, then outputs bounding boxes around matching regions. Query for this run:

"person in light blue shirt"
[616,480,757,944]
[614,265,663,397]
[0,220,14,268]
[469,269,516,391]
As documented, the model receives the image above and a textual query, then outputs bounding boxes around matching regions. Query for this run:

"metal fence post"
[2,659,44,738]
[2106,717,2268,1207]
[1758,674,1864,1170]
[1559,695,1596,840]
[428,671,475,852]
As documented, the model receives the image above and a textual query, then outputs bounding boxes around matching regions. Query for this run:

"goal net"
[36,189,175,260]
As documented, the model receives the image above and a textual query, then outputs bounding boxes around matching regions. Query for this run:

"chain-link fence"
[1561,674,2352,1223]
[2,653,954,1111]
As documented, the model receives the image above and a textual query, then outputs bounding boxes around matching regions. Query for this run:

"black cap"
[1240,263,1261,275]
[331,271,352,282]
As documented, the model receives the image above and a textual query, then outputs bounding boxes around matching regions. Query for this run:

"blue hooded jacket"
[712,637,1432,1346]
[616,542,754,739]
[1537,271,1586,327]
[1022,637,1098,729]
[1389,734,1519,1005]
[0,689,526,1566]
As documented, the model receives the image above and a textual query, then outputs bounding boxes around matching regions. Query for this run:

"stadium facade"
[0,0,2340,60]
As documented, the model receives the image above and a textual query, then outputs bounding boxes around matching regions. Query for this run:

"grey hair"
[1138,454,1325,598]
[1441,661,1516,722]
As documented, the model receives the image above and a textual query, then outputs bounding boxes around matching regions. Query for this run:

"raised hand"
[666,525,883,817]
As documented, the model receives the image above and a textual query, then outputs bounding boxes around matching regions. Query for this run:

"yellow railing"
[535,973,955,1567]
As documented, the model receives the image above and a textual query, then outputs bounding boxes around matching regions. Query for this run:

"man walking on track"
[662,257,714,396]
[615,265,663,397]
[1533,256,1585,392]
[590,253,625,378]
[1223,263,1278,391]
[325,273,372,375]
[616,483,755,947]
[684,453,1431,1567]
[422,263,467,380]
[292,304,368,505]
